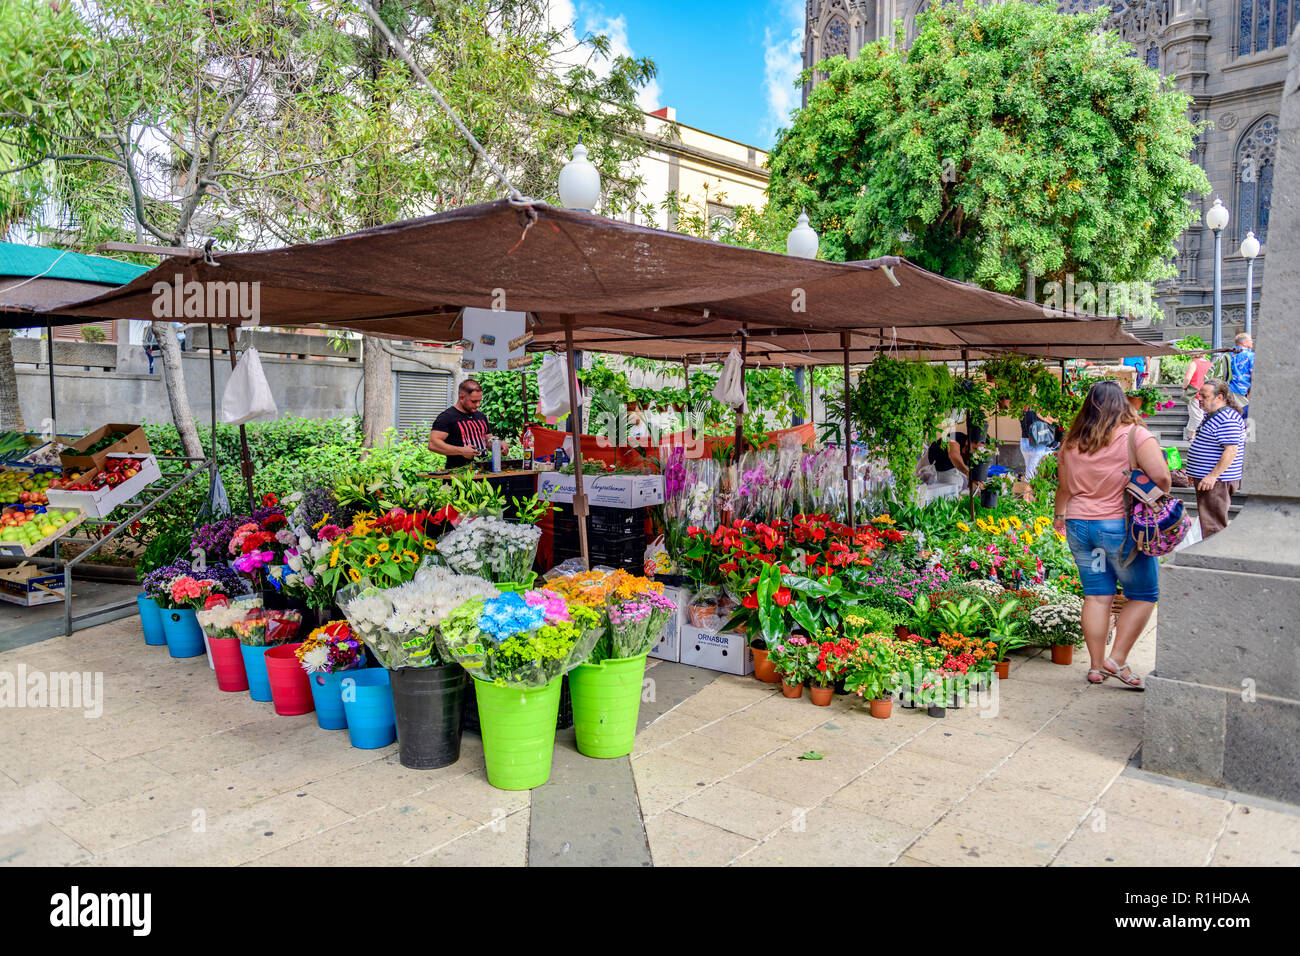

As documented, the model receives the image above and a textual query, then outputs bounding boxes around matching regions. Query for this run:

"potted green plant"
[724,562,792,683]
[843,631,901,719]
[981,595,1031,679]
[767,633,812,698]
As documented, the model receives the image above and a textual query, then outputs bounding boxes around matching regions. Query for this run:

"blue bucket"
[239,643,274,702]
[308,670,350,731]
[160,607,205,658]
[341,668,396,749]
[138,594,166,646]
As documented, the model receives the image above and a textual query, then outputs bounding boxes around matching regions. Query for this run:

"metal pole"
[1212,227,1223,351]
[964,350,975,522]
[225,324,257,512]
[572,349,584,435]
[208,327,217,463]
[1244,257,1255,338]
[842,332,854,530]
[792,366,805,426]
[45,320,56,438]
[562,317,589,570]
[733,325,747,462]
[519,370,529,433]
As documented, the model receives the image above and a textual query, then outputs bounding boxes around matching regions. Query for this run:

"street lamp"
[1240,230,1260,338]
[1205,197,1230,351]
[786,208,819,259]
[558,140,601,212]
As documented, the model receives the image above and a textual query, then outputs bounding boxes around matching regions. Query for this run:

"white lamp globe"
[1205,197,1230,232]
[786,208,819,259]
[1240,231,1260,259]
[558,141,600,212]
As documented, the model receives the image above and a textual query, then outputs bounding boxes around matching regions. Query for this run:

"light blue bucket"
[309,670,349,731]
[240,643,274,702]
[161,607,204,658]
[138,594,166,646]
[341,668,396,749]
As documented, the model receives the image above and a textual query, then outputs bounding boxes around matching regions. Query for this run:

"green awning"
[0,241,149,286]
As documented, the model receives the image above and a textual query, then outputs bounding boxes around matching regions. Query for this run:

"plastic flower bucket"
[474,675,563,790]
[209,636,249,692]
[341,668,397,750]
[308,670,349,730]
[568,654,647,759]
[161,608,205,659]
[265,643,315,717]
[240,643,274,702]
[390,665,468,770]
[138,594,166,646]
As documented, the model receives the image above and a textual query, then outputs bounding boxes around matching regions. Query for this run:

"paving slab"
[644,810,756,867]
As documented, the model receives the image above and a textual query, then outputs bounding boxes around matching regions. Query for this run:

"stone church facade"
[802,0,1293,342]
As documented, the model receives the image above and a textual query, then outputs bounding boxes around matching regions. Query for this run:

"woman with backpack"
[1019,406,1057,479]
[1053,380,1171,690]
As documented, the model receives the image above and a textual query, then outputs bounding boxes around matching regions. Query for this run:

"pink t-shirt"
[1060,424,1155,520]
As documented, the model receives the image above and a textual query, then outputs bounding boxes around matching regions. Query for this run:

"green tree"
[765,0,1210,303]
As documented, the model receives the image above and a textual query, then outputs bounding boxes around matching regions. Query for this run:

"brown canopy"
[17,199,1167,355]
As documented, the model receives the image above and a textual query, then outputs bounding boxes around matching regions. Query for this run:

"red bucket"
[265,643,315,716]
[209,636,249,692]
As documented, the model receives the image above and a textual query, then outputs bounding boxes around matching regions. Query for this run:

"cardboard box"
[537,472,664,508]
[0,562,65,606]
[59,424,150,472]
[46,453,162,519]
[1012,481,1035,502]
[679,623,754,677]
[648,585,689,663]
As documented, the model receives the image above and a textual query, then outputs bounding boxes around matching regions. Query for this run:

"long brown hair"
[1063,380,1143,454]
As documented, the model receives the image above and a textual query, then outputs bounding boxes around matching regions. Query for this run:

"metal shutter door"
[396,371,452,436]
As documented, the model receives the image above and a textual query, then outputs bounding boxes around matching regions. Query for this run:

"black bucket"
[390,665,468,769]
[980,489,999,510]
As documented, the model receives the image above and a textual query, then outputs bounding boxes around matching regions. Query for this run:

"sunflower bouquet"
[317,508,454,592]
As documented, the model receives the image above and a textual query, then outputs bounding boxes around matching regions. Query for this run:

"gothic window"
[1238,0,1297,53]
[1236,116,1278,243]
[824,14,850,58]
[1144,42,1160,69]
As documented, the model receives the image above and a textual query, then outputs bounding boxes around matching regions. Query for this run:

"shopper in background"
[1182,353,1213,440]
[1229,332,1253,419]
[924,425,986,498]
[1186,379,1246,539]
[1122,355,1147,387]
[1054,380,1170,690]
[1019,406,1056,480]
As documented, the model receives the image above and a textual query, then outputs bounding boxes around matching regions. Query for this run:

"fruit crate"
[0,505,86,557]
[46,453,162,519]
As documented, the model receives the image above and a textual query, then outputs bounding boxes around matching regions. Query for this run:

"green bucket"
[568,654,648,759]
[473,675,563,790]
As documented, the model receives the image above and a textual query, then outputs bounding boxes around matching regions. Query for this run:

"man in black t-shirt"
[428,379,494,469]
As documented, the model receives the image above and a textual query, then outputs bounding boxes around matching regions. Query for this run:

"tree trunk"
[362,335,392,447]
[0,332,25,431]
[152,321,204,458]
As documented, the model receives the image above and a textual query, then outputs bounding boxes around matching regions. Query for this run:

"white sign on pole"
[458,308,532,371]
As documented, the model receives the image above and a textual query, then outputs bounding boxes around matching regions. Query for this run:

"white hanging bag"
[221,346,278,425]
[712,347,748,414]
[538,352,571,418]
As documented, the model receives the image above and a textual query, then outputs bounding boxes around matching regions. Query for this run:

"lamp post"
[786,208,819,259]
[558,140,600,212]
[1205,197,1230,351]
[1240,230,1260,338]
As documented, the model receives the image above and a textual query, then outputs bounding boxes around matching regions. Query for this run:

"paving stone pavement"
[1,613,1298,866]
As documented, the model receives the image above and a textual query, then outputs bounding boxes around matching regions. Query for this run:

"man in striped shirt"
[1186,379,1246,538]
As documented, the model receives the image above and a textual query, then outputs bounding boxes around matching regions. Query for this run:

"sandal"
[1086,668,1108,684]
[1102,658,1145,691]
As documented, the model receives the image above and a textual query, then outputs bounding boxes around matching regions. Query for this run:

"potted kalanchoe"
[842,621,901,719]
[767,633,812,699]
[807,628,860,707]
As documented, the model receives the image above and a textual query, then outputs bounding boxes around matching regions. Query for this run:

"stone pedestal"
[1143,26,1300,804]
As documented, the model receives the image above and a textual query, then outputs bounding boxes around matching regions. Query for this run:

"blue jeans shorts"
[1065,518,1159,602]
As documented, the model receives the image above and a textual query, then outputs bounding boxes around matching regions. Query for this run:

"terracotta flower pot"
[751,646,780,684]
[869,696,893,720]
[688,603,717,627]
[781,680,804,699]
[995,660,1010,680]
[1051,644,1074,666]
[809,684,834,706]
[1127,394,1144,413]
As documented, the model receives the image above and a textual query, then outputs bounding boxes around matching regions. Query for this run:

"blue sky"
[566,0,805,149]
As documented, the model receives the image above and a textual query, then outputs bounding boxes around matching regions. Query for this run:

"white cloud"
[546,1,661,113]
[762,1,805,144]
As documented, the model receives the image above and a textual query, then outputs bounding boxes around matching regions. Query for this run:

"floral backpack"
[1124,426,1192,560]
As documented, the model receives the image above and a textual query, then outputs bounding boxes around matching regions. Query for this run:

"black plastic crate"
[552,504,645,538]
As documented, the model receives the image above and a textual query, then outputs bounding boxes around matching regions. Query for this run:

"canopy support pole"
[733,324,747,462]
[792,366,805,426]
[45,319,56,438]
[964,349,975,523]
[518,370,528,434]
[563,316,589,570]
[842,331,854,530]
[225,324,256,512]
[681,357,690,438]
